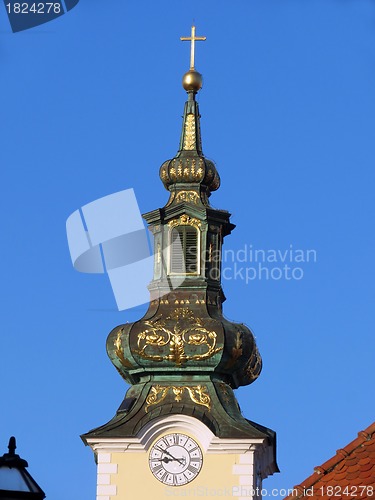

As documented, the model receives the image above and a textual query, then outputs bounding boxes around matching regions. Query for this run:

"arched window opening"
[170,226,199,275]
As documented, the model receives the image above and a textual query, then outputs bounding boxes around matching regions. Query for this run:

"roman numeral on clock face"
[165,434,178,446]
[190,461,201,469]
[189,449,201,458]
[151,462,163,473]
[187,465,198,474]
[156,469,166,479]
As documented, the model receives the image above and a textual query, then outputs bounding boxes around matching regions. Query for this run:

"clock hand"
[170,456,185,466]
[155,446,185,466]
[155,445,173,457]
[155,446,178,461]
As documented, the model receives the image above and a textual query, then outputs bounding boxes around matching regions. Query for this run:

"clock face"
[149,433,203,486]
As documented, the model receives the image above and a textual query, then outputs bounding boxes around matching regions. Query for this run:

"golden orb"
[182,70,203,92]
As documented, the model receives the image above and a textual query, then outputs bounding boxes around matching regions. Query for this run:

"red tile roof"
[284,422,375,500]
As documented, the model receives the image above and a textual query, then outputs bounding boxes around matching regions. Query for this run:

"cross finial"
[180,25,206,70]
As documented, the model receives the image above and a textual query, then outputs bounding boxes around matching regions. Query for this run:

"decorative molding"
[168,214,202,229]
[135,308,222,365]
[175,190,200,204]
[224,331,243,370]
[244,345,262,380]
[159,294,206,305]
[145,384,211,412]
[86,416,268,455]
[183,113,196,150]
[144,385,169,412]
[161,157,210,185]
[218,382,231,405]
[114,330,133,369]
[160,167,168,180]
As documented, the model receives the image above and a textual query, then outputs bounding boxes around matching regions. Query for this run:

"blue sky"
[1,1,374,499]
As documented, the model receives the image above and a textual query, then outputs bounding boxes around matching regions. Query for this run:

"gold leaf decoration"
[135,308,222,365]
[218,382,231,404]
[195,167,204,180]
[183,114,196,150]
[244,345,262,380]
[172,386,184,402]
[145,384,211,412]
[168,214,201,230]
[114,329,133,369]
[170,167,177,181]
[145,385,169,412]
[185,385,211,410]
[224,330,243,370]
[175,191,200,205]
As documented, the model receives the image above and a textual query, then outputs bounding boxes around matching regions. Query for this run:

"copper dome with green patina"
[82,49,272,447]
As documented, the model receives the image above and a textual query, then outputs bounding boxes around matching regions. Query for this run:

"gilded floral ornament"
[159,156,220,192]
[224,330,243,370]
[135,308,222,365]
[175,191,200,204]
[144,385,169,412]
[183,114,196,150]
[114,329,133,369]
[168,214,201,230]
[244,344,262,380]
[145,384,211,412]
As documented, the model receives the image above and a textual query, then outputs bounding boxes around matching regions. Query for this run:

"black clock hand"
[155,446,177,461]
[169,455,185,466]
[155,445,173,457]
[155,446,185,466]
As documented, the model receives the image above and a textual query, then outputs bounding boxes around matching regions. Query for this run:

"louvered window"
[170,226,199,275]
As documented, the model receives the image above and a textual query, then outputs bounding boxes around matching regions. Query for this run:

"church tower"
[82,27,278,500]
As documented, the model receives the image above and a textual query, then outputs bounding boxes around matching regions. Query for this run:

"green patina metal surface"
[82,81,275,461]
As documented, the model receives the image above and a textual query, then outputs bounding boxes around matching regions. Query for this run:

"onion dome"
[82,27,272,448]
[159,74,220,198]
[107,306,262,389]
[106,54,261,392]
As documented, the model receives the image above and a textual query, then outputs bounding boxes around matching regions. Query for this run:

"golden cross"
[180,25,206,70]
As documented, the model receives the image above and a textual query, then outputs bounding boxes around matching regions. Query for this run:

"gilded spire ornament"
[82,28,278,498]
[181,25,206,92]
[82,30,278,480]
[180,25,206,70]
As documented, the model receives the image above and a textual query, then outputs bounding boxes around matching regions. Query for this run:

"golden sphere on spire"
[182,70,203,92]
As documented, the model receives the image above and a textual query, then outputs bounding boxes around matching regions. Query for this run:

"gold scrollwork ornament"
[114,330,133,369]
[145,384,211,412]
[175,191,200,204]
[168,214,201,230]
[135,309,222,365]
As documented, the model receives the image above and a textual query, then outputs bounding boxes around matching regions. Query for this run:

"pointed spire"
[159,26,220,201]
[179,25,205,153]
[178,92,203,154]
